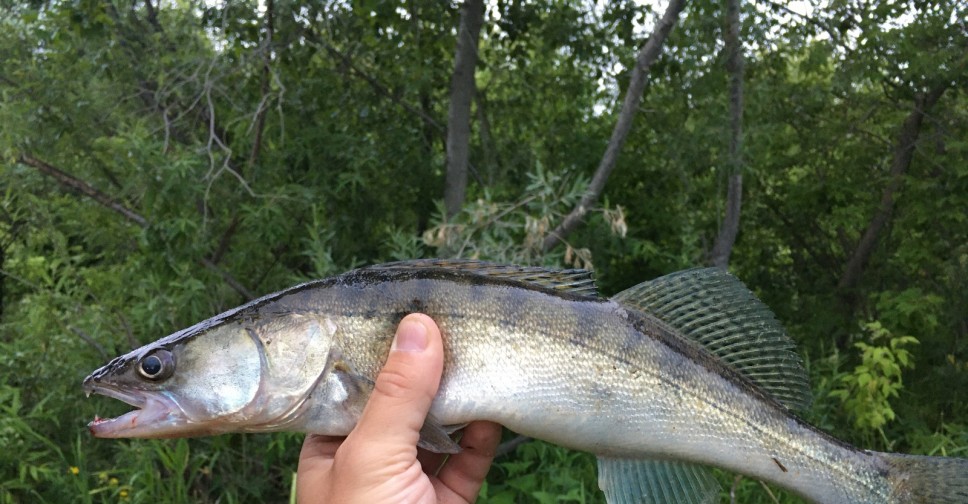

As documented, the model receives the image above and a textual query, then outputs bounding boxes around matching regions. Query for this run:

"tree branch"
[143,0,162,33]
[248,0,274,174]
[209,213,241,265]
[114,310,139,350]
[200,257,256,301]
[313,35,445,134]
[762,197,840,278]
[708,0,744,268]
[837,83,950,293]
[0,73,18,87]
[17,155,149,228]
[308,31,485,189]
[542,0,687,252]
[19,155,257,303]
[444,0,485,219]
[761,0,840,43]
[70,326,109,360]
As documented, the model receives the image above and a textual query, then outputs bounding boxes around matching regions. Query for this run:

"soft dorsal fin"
[613,268,811,411]
[367,259,599,298]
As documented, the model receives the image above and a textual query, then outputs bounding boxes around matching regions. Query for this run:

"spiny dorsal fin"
[597,457,720,504]
[613,268,811,411]
[368,259,599,298]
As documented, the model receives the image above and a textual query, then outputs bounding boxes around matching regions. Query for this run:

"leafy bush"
[830,321,918,436]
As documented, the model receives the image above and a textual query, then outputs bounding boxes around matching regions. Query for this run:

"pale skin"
[296,313,503,504]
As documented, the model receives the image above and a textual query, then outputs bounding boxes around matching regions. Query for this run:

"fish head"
[83,309,342,438]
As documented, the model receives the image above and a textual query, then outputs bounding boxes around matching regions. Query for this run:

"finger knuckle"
[373,365,415,401]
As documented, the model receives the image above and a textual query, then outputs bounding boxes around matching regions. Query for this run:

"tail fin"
[879,452,968,503]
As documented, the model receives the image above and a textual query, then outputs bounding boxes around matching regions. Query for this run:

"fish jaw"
[83,376,193,438]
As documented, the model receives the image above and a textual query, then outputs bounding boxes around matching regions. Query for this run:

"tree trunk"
[542,0,687,252]
[837,84,949,295]
[708,0,744,268]
[444,0,485,220]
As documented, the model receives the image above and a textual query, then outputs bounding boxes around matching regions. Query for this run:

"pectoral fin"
[325,352,461,454]
[417,414,462,454]
[597,457,720,504]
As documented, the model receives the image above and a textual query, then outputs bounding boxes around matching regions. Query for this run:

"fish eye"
[138,350,174,381]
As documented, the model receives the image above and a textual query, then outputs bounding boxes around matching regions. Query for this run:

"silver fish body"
[82,261,968,504]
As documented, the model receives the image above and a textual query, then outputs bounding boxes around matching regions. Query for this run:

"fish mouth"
[83,378,190,438]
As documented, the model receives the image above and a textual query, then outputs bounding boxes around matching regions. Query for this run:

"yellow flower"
[69,466,79,475]
[109,477,119,487]
[120,489,129,499]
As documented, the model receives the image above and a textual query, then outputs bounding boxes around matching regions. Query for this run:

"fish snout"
[82,374,98,397]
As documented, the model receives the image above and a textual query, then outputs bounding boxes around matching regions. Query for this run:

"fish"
[82,259,968,504]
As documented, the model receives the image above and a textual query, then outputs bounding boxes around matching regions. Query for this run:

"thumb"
[348,313,444,455]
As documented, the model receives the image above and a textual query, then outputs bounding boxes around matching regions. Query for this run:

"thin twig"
[758,480,780,504]
[70,326,108,360]
[495,435,531,457]
[200,257,256,301]
[115,311,139,350]
[730,474,743,504]
[455,195,537,257]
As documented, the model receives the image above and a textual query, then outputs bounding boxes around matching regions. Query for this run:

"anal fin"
[597,457,720,504]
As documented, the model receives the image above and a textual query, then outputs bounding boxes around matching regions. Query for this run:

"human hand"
[296,313,503,504]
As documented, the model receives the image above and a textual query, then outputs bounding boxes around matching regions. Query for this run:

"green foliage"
[831,321,918,435]
[479,441,602,504]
